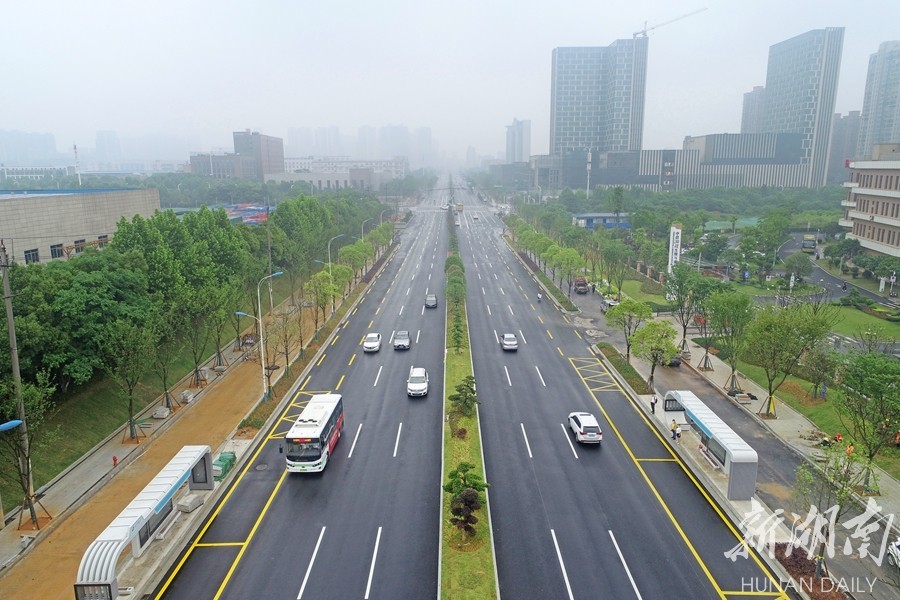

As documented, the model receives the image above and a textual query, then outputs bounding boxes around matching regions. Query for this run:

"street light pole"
[327,234,344,315]
[249,271,283,403]
[361,218,371,241]
[379,208,391,225]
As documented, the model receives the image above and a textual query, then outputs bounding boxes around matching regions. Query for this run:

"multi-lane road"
[153,181,785,599]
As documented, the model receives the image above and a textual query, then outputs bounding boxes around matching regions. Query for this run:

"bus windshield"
[285,440,322,462]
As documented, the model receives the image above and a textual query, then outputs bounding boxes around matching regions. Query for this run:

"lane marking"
[499,287,505,296]
[416,330,421,343]
[317,353,327,366]
[561,423,578,459]
[335,375,344,390]
[546,329,554,340]
[348,423,363,458]
[482,287,486,295]
[508,305,514,316]
[300,375,310,390]
[520,423,533,458]
[365,527,383,599]
[550,529,574,600]
[486,305,492,316]
[399,306,404,316]
[348,354,356,366]
[296,526,326,599]
[368,320,373,328]
[504,365,512,386]
[535,366,546,387]
[609,530,643,599]
[393,423,402,457]
[557,347,563,356]
[374,366,382,387]
[518,330,527,344]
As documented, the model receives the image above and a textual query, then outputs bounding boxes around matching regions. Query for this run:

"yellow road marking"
[331,335,340,346]
[636,458,677,462]
[317,353,327,366]
[546,329,553,339]
[352,307,358,315]
[574,331,583,340]
[538,316,544,324]
[375,306,381,315]
[368,320,373,328]
[563,315,570,324]
[194,541,244,547]
[348,354,356,366]
[557,347,563,356]
[569,357,786,599]
[335,375,345,390]
[300,375,310,390]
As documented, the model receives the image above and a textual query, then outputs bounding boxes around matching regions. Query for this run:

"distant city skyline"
[1,1,896,165]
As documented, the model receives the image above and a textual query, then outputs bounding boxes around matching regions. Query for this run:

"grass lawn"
[830,306,900,340]
[735,359,900,482]
[621,279,665,306]
[441,306,497,600]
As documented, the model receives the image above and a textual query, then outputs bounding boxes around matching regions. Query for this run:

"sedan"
[568,412,603,444]
[500,333,518,352]
[425,294,438,308]
[362,333,381,352]
[393,330,411,350]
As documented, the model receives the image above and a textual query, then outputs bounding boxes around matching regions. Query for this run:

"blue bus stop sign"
[0,420,23,432]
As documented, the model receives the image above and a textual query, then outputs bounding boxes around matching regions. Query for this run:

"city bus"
[281,393,344,473]
[801,234,817,254]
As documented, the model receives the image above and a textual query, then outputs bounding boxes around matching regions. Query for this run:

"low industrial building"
[840,144,900,257]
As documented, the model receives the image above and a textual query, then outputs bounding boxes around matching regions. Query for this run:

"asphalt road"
[454,187,782,599]
[154,189,450,599]
[153,182,785,599]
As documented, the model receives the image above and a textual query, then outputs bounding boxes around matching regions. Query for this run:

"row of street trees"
[0,191,397,524]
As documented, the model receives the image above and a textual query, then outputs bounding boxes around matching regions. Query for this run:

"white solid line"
[399,306,404,316]
[504,365,512,386]
[393,422,403,457]
[365,527,383,599]
[374,366,382,387]
[508,305,514,316]
[520,423,533,458]
[551,529,575,600]
[296,526,326,599]
[348,423,363,458]
[416,330,421,343]
[561,423,578,458]
[486,305,492,315]
[609,530,643,599]
[493,330,499,344]
[519,329,527,344]
[535,366,546,387]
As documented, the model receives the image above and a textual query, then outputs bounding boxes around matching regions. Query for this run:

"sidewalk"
[564,287,900,599]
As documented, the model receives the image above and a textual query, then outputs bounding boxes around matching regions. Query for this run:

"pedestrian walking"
[650,395,657,414]
[675,424,682,442]
[591,283,596,294]
[671,420,678,440]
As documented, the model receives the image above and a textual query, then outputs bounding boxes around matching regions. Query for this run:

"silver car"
[407,367,429,397]
[500,333,518,351]
[393,330,411,350]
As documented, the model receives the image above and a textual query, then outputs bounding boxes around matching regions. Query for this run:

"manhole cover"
[255,464,269,471]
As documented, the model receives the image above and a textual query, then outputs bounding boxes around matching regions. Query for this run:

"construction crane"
[633,7,707,38]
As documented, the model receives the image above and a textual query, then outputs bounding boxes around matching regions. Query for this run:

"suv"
[393,330,411,350]
[425,294,438,308]
[407,367,429,397]
[500,333,518,351]
[568,412,603,444]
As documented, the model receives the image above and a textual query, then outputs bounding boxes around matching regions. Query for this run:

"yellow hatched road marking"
[568,356,787,599]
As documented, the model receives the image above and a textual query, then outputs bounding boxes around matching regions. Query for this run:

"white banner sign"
[667,225,682,274]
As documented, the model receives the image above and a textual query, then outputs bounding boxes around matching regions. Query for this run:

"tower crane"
[633,7,707,38]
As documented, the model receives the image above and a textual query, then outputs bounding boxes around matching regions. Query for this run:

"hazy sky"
[3,0,897,161]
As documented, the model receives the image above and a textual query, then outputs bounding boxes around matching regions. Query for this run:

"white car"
[363,333,381,352]
[500,333,518,351]
[407,367,429,397]
[568,412,603,444]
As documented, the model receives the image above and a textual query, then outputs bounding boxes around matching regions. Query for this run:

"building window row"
[853,172,900,191]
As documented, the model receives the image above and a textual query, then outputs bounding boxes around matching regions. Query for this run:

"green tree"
[665,263,700,350]
[784,252,813,280]
[706,291,754,391]
[742,304,830,417]
[449,488,482,537]
[833,351,900,492]
[605,299,652,362]
[631,320,679,386]
[449,375,479,416]
[609,186,625,230]
[97,318,156,440]
[443,461,489,498]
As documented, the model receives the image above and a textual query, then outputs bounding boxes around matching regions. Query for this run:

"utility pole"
[0,241,38,527]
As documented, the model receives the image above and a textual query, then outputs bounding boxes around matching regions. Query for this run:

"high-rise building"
[856,41,900,160]
[95,131,122,162]
[828,111,861,184]
[759,28,844,187]
[549,37,648,188]
[741,86,766,134]
[506,119,531,163]
[356,126,377,160]
[233,130,284,180]
[550,38,647,157]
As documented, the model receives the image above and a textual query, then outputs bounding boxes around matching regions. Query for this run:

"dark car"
[425,294,438,308]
